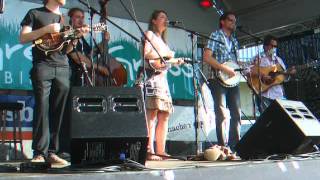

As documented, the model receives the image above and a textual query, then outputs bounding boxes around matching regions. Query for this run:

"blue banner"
[0,94,34,129]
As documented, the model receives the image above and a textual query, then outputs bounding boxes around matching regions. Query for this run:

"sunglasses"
[226,18,236,23]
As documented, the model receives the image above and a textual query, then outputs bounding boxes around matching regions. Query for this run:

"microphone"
[234,68,244,71]
[167,20,182,26]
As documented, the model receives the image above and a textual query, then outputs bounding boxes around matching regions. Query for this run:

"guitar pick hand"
[261,75,274,84]
[44,23,61,34]
[223,66,236,77]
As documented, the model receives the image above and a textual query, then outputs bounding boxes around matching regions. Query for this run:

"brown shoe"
[31,155,45,163]
[47,153,69,165]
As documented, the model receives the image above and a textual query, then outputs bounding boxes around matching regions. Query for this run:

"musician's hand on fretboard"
[74,25,90,38]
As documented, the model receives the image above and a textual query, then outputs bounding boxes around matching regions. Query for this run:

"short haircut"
[68,7,84,18]
[219,11,236,28]
[263,35,277,46]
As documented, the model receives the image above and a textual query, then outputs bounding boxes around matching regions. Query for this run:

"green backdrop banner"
[0,0,195,100]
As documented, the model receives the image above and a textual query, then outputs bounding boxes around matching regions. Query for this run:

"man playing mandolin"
[203,12,241,151]
[20,0,88,165]
[249,35,296,112]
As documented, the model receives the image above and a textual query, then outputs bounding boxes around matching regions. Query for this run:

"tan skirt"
[145,97,173,113]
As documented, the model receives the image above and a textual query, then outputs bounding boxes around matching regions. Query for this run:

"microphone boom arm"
[78,0,140,42]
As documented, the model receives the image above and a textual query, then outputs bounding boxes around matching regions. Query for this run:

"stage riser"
[3,159,320,180]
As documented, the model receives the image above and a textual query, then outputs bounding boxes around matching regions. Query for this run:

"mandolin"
[33,23,107,55]
[148,57,192,72]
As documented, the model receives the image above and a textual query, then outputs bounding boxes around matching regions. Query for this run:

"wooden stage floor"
[1,157,320,180]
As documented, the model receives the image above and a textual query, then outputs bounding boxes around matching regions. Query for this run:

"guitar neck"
[166,58,184,63]
[66,23,106,34]
[292,60,320,71]
[150,57,186,62]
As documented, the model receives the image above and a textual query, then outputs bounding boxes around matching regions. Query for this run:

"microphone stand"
[72,41,94,87]
[237,27,268,118]
[171,24,223,155]
[98,0,112,86]
[78,0,140,42]
[82,0,96,86]
[91,37,116,85]
[117,0,167,94]
[117,0,166,61]
[78,0,140,86]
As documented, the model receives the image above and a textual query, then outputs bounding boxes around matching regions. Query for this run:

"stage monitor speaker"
[70,87,148,166]
[235,99,320,160]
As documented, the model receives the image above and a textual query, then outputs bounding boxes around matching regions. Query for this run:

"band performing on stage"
[6,0,318,169]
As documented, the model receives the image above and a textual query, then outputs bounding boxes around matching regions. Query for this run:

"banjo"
[215,61,243,88]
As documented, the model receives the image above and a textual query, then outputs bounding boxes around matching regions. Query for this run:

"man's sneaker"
[31,155,45,163]
[57,152,71,162]
[47,153,69,165]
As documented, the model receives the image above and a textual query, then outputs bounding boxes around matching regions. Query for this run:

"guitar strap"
[230,33,239,64]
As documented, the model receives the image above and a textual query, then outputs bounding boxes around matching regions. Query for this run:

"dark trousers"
[208,79,241,149]
[30,63,70,157]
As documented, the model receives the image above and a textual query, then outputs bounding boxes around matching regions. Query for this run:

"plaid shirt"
[206,29,239,63]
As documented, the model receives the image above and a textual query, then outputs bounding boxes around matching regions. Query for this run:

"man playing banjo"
[203,12,241,151]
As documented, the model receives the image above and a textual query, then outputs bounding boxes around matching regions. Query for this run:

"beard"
[229,25,236,33]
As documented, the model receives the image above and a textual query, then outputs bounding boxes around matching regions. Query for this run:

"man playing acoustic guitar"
[249,35,296,113]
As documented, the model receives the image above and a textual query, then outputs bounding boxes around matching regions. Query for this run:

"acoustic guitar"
[247,60,320,94]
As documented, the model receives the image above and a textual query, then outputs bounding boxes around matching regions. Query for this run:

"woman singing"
[143,10,183,160]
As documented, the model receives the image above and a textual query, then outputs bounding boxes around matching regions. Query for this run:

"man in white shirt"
[251,35,296,112]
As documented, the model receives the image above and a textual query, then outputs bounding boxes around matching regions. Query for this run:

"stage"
[1,156,320,180]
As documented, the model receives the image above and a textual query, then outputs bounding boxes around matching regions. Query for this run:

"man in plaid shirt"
[203,12,241,150]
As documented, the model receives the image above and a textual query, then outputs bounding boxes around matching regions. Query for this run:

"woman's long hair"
[147,10,168,44]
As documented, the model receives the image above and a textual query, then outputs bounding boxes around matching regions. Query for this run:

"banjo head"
[217,61,241,87]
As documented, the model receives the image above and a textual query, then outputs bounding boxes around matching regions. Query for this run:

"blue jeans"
[208,79,241,149]
[30,63,70,157]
